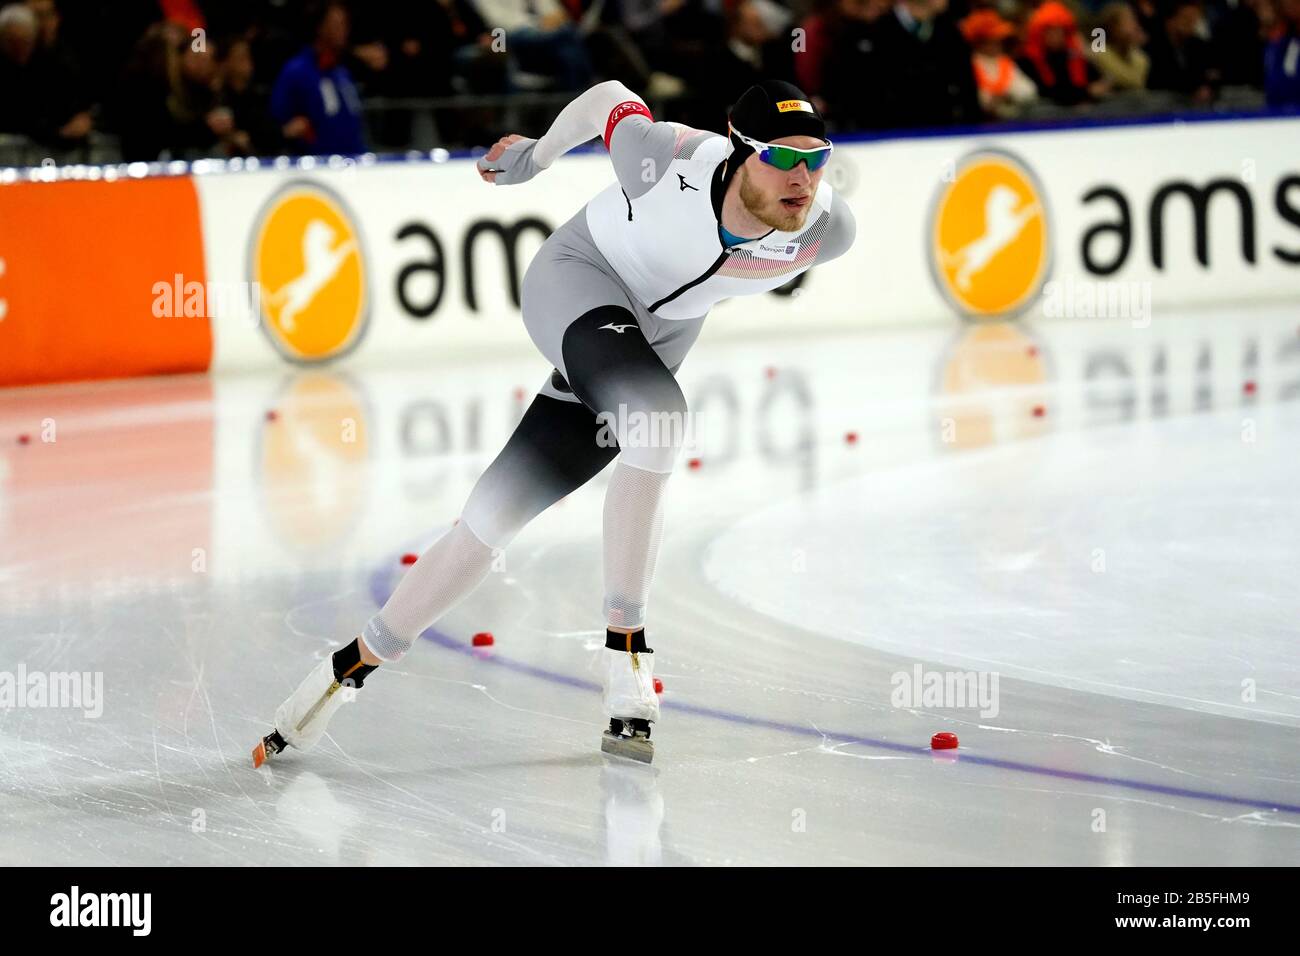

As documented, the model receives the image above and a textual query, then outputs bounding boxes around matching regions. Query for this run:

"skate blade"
[601,731,654,764]
[251,732,283,769]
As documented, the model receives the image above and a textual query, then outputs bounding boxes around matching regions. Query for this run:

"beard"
[738,165,809,232]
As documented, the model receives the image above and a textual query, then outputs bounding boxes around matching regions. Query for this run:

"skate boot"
[599,629,659,764]
[252,638,378,767]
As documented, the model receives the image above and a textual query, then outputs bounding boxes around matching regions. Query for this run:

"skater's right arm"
[476,81,678,196]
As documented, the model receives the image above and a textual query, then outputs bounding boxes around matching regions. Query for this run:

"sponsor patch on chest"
[750,240,801,261]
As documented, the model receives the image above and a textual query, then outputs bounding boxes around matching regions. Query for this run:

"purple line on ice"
[368,564,1300,818]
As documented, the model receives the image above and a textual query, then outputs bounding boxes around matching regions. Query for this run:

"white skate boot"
[599,639,659,764]
[252,641,376,767]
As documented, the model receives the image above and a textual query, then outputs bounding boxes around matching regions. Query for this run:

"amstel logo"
[929,150,1050,319]
[248,182,368,362]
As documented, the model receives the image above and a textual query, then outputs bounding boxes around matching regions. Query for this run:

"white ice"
[1,303,1298,865]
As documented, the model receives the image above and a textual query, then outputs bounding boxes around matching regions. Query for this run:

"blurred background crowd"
[1,0,1298,165]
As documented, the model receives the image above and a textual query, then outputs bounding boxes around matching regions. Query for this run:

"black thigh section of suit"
[559,306,688,473]
[460,391,619,548]
[462,305,686,548]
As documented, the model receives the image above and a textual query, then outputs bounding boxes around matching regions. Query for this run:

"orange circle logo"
[930,151,1049,318]
[935,322,1050,449]
[249,183,368,362]
[260,372,370,550]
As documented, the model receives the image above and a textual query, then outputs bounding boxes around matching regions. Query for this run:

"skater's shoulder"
[666,125,727,163]
[608,121,722,199]
[610,117,718,160]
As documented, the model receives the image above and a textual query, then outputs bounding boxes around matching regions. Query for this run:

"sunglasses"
[729,125,834,172]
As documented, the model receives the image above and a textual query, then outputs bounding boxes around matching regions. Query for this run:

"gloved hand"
[476,134,544,185]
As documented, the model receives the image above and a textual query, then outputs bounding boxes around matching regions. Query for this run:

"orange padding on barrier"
[0,177,211,387]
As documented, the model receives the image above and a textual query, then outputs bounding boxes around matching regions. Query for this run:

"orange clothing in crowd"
[974,54,1014,95]
[959,9,1037,112]
[1022,1,1089,89]
[160,0,205,33]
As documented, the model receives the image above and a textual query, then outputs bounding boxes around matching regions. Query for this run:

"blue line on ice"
[366,563,1300,818]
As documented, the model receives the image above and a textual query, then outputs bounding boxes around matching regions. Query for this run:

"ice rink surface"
[2,303,1298,865]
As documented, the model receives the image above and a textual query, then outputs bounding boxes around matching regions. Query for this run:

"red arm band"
[603,101,654,151]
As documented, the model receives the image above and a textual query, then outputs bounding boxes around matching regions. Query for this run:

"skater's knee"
[616,443,680,474]
[461,486,529,551]
[596,375,689,473]
[609,397,690,473]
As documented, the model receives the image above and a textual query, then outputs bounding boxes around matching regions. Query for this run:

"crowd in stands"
[0,0,1298,163]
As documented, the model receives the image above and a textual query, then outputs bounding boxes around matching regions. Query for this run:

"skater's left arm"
[816,191,857,265]
[477,81,672,188]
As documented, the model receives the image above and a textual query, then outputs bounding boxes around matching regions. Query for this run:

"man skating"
[255,78,856,765]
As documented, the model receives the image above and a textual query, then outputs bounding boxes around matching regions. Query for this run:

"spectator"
[158,0,203,34]
[960,8,1038,117]
[725,0,797,84]
[336,1,462,149]
[426,0,511,148]
[2,0,1284,160]
[471,0,594,90]
[216,34,280,155]
[614,0,693,72]
[0,4,39,136]
[827,0,981,130]
[166,35,229,156]
[575,0,686,96]
[1146,0,1220,101]
[1264,0,1300,106]
[335,2,395,94]
[24,0,74,119]
[26,0,57,51]
[77,1,169,103]
[1018,1,1111,105]
[1131,0,1163,36]
[1207,0,1270,86]
[1088,2,1150,90]
[116,20,180,160]
[605,0,723,96]
[795,0,890,112]
[237,0,306,90]
[0,1,92,146]
[429,0,501,95]
[270,1,368,155]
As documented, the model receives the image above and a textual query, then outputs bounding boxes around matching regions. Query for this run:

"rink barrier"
[1,114,1298,387]
[0,176,210,386]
